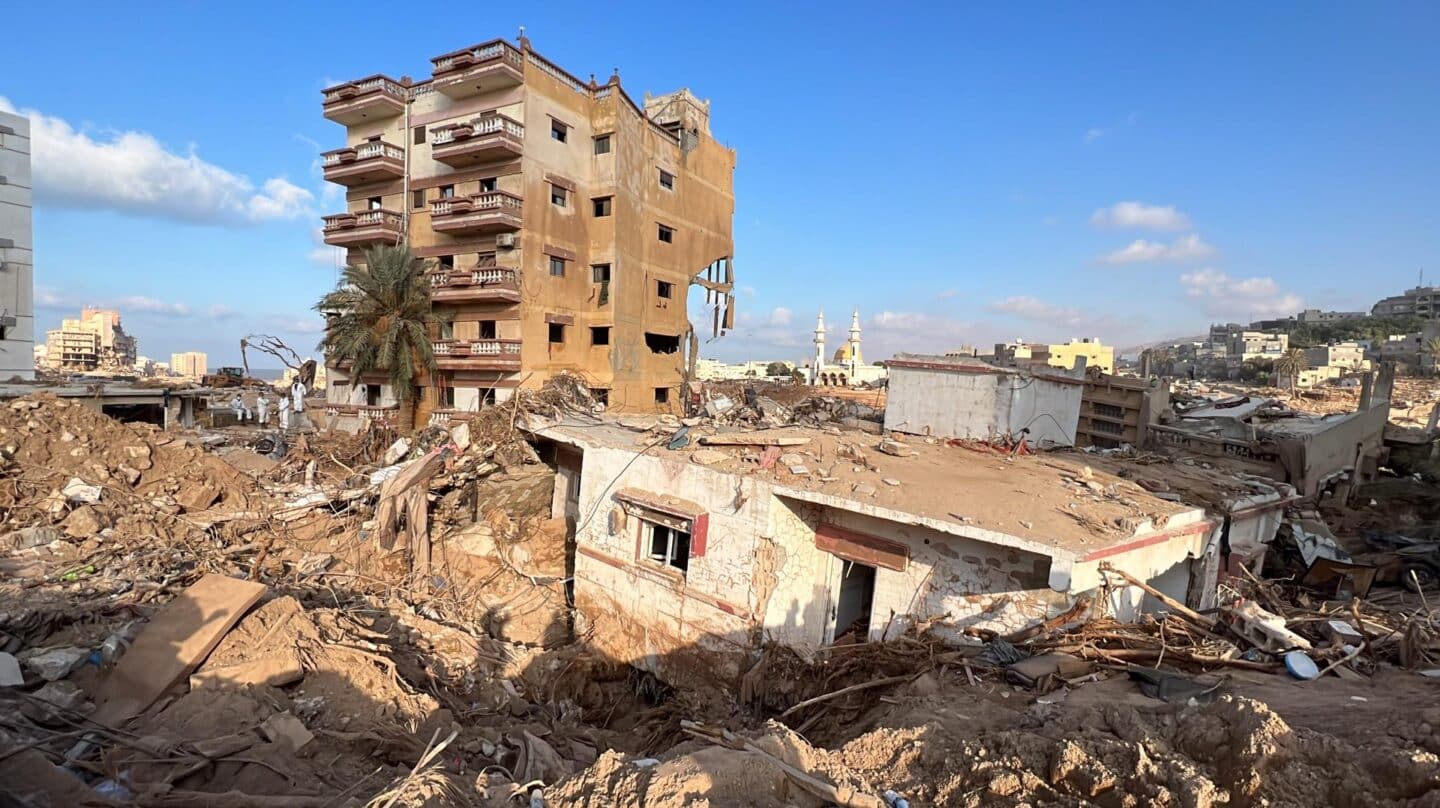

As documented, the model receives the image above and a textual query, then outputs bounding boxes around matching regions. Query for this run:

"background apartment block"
[1076,373,1168,449]
[0,111,34,380]
[170,351,208,379]
[43,308,137,372]
[319,36,736,423]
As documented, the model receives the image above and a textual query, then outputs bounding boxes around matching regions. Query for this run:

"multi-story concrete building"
[1295,308,1368,324]
[1304,342,1367,371]
[318,35,736,426]
[1372,287,1440,319]
[1076,373,1168,450]
[0,111,35,380]
[1033,337,1114,375]
[1227,331,1288,361]
[44,308,137,372]
[170,351,208,379]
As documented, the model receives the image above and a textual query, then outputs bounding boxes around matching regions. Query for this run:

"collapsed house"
[528,414,1289,688]
[1154,364,1395,498]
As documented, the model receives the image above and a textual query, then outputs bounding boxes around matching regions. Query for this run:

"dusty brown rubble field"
[1,389,1439,807]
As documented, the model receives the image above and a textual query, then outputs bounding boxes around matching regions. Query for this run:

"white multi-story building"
[0,111,34,379]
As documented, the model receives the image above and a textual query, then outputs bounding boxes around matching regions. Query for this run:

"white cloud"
[0,96,313,225]
[1084,127,1108,143]
[767,306,792,327]
[864,311,992,358]
[985,296,1119,332]
[1179,268,1303,319]
[1098,233,1216,265]
[36,286,70,310]
[1090,201,1191,231]
[308,227,343,267]
[264,314,326,335]
[208,304,240,321]
[111,296,190,317]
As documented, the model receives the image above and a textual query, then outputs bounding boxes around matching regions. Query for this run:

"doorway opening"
[831,559,877,644]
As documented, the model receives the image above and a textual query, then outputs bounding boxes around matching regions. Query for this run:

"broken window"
[593,134,612,155]
[591,388,610,406]
[654,387,670,404]
[367,196,383,210]
[550,184,568,207]
[591,326,611,346]
[591,263,611,283]
[647,522,690,573]
[656,280,674,299]
[659,169,675,190]
[549,323,566,344]
[479,177,497,192]
[550,120,568,142]
[592,196,612,217]
[437,255,454,270]
[657,224,674,243]
[481,388,497,406]
[645,332,680,354]
[479,320,497,339]
[549,256,566,277]
[440,386,456,407]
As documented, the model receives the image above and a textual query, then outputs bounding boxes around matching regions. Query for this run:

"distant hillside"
[1117,335,1206,357]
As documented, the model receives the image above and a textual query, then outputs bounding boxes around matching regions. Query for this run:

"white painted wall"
[884,364,1081,446]
[0,111,34,380]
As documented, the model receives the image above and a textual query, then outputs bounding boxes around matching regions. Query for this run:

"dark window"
[367,196,382,210]
[593,134,612,155]
[656,280,674,299]
[550,121,568,142]
[659,169,675,190]
[412,189,426,209]
[654,387,670,404]
[647,522,690,573]
[440,386,456,407]
[438,319,455,339]
[479,320,497,339]
[1093,402,1125,419]
[591,326,611,346]
[437,255,454,269]
[549,256,566,277]
[592,197,612,217]
[549,323,566,344]
[413,125,426,145]
[365,384,381,406]
[479,177,497,192]
[590,388,610,406]
[645,332,680,354]
[439,185,455,199]
[480,388,497,406]
[591,263,611,283]
[1092,419,1125,435]
[657,224,674,243]
[550,185,568,206]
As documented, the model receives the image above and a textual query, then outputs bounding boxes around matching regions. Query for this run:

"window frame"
[412,189,426,210]
[592,196,613,217]
[654,386,670,404]
[548,322,567,344]
[550,184,568,207]
[550,120,569,143]
[593,134,612,155]
[658,168,675,190]
[657,224,674,243]
[656,280,674,299]
[548,256,567,278]
[413,125,427,145]
[591,326,611,346]
[646,521,691,574]
[591,263,612,283]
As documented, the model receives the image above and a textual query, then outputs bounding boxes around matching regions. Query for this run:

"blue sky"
[4,2,1438,366]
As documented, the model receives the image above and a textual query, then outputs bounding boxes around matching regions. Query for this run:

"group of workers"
[229,379,308,429]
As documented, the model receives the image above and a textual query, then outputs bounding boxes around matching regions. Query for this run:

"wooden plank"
[698,434,811,447]
[92,574,267,727]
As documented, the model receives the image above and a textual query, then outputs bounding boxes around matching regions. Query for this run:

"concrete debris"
[61,477,103,504]
[19,646,89,681]
[260,710,314,752]
[383,436,411,465]
[3,525,60,550]
[876,438,910,457]
[0,652,21,686]
[690,448,729,465]
[59,505,109,537]
[852,483,877,497]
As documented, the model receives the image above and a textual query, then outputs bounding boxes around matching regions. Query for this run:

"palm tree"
[315,244,439,429]
[1424,337,1440,377]
[1275,347,1309,390]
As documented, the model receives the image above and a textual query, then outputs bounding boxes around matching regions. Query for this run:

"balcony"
[322,75,408,125]
[322,403,399,426]
[322,209,404,247]
[429,266,521,303]
[430,40,524,98]
[429,192,522,235]
[321,141,405,186]
[430,114,524,167]
[433,339,522,371]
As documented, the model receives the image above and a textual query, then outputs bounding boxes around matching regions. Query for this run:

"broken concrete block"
[449,422,471,451]
[174,480,221,512]
[788,464,810,475]
[1322,620,1364,646]
[0,652,22,686]
[123,444,153,471]
[690,449,728,466]
[21,681,90,720]
[876,438,910,457]
[882,478,901,487]
[61,478,102,504]
[779,453,806,467]
[60,505,109,538]
[260,711,313,752]
[19,647,89,681]
[383,437,411,465]
[114,464,142,486]
[3,525,61,550]
[704,396,734,417]
[852,483,877,497]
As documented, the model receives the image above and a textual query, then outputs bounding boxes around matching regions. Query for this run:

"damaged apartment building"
[318,34,735,429]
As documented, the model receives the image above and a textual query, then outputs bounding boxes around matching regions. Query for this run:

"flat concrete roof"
[0,383,216,400]
[531,414,1207,561]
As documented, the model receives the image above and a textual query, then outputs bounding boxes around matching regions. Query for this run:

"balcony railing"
[321,141,405,185]
[429,192,523,234]
[430,113,524,166]
[321,75,408,125]
[321,209,404,247]
[432,339,522,369]
[428,266,521,302]
[430,40,524,98]
[323,404,400,425]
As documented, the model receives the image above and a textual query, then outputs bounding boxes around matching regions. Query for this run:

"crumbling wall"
[884,363,1080,446]
[1068,516,1212,620]
[568,443,771,687]
[764,497,1070,650]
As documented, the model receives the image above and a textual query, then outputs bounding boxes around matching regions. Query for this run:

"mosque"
[801,308,888,387]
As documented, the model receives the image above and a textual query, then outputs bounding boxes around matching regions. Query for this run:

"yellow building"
[318,34,736,425]
[1036,338,1114,375]
[170,352,208,379]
